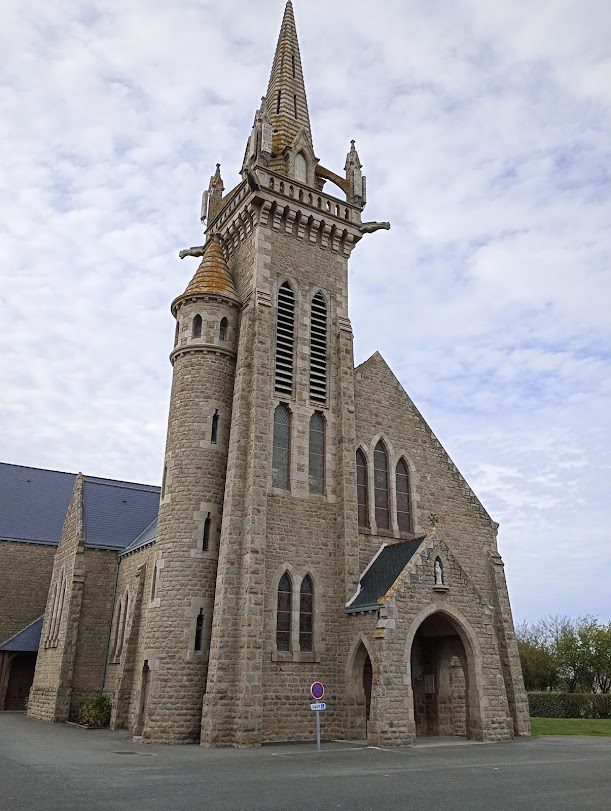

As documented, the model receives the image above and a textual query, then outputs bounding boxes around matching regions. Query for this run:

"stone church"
[0,3,529,745]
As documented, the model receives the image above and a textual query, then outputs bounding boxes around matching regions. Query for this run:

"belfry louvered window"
[309,292,328,404]
[275,282,295,396]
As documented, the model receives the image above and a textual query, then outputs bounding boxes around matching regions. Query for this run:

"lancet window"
[272,404,291,489]
[308,412,325,494]
[356,449,369,528]
[374,440,390,530]
[276,573,292,651]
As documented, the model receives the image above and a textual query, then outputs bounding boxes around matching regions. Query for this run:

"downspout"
[100,552,121,695]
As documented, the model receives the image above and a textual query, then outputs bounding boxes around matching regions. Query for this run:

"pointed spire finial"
[345,140,366,209]
[262,0,313,158]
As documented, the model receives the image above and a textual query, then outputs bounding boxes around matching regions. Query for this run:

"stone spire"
[344,140,367,209]
[262,1,313,157]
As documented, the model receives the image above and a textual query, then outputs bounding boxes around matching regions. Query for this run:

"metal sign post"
[309,682,326,751]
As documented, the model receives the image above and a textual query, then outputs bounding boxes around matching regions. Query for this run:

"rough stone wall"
[0,541,56,644]
[141,292,237,743]
[67,548,117,719]
[106,543,154,730]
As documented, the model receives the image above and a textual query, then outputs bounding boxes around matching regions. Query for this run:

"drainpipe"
[101,553,121,695]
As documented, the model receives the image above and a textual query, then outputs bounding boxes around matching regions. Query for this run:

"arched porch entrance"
[409,611,477,739]
[0,652,37,711]
[345,639,373,741]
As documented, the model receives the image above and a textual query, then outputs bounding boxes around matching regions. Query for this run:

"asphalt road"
[1,713,610,810]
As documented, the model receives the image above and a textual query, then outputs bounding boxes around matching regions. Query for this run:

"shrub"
[79,694,112,727]
[528,692,611,719]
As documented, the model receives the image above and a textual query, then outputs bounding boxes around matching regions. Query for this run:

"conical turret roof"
[262,1,313,156]
[173,239,239,312]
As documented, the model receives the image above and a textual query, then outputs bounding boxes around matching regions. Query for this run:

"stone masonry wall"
[67,547,117,719]
[0,541,56,644]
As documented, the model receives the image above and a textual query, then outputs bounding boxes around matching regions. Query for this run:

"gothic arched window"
[308,411,325,494]
[299,575,313,651]
[374,440,390,530]
[192,314,202,339]
[309,292,328,404]
[272,404,291,489]
[276,573,292,651]
[203,513,211,551]
[275,282,295,396]
[396,459,412,532]
[356,449,369,528]
[219,317,228,341]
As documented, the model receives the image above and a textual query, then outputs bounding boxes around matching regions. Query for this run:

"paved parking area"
[1,713,610,810]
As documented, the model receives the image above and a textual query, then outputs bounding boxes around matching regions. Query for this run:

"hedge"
[528,692,611,719]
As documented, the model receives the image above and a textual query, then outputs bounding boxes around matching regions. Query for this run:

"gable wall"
[0,541,55,644]
[354,356,497,599]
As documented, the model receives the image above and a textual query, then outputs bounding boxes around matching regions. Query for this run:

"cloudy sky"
[1,0,609,623]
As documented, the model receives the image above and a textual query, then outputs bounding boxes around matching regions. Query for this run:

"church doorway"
[409,612,472,739]
[346,639,374,741]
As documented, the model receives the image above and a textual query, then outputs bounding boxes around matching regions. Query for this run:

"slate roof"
[0,616,43,652]
[346,537,425,613]
[121,517,158,556]
[0,462,160,552]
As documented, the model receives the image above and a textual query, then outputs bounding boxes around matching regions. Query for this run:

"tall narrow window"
[310,292,328,403]
[151,562,158,600]
[174,321,179,346]
[308,411,325,494]
[194,609,204,651]
[396,459,412,532]
[219,317,228,341]
[211,410,219,444]
[192,314,202,338]
[295,152,307,183]
[161,464,167,498]
[374,440,390,530]
[272,404,291,489]
[276,573,292,651]
[276,89,281,114]
[293,94,298,119]
[275,282,295,395]
[299,575,313,651]
[356,449,369,528]
[291,53,296,77]
[203,513,211,551]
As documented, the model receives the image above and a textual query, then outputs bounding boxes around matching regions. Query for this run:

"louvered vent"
[309,292,328,404]
[275,282,295,396]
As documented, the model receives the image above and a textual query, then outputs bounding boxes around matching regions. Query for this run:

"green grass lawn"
[531,717,611,736]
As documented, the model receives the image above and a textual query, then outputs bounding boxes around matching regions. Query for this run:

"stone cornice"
[169,343,237,365]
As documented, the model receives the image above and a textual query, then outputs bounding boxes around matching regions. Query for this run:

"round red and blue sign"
[310,681,325,700]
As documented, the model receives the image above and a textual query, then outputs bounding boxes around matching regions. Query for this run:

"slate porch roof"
[0,616,43,652]
[346,537,425,613]
[0,462,160,552]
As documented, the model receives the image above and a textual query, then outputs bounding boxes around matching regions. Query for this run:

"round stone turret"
[141,237,240,743]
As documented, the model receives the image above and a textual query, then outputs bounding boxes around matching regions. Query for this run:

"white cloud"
[0,0,609,622]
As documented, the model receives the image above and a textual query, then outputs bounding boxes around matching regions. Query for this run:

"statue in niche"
[434,558,444,586]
